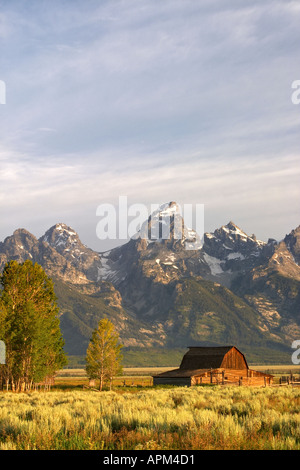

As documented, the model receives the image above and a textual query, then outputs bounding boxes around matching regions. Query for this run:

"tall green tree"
[0,260,67,391]
[85,318,123,391]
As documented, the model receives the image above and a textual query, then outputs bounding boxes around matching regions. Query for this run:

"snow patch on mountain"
[97,251,127,284]
[227,252,245,260]
[203,253,224,275]
[41,223,79,249]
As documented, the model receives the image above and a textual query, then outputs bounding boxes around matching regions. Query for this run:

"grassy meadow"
[0,380,300,450]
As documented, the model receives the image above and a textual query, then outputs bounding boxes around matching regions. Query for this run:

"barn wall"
[153,369,273,387]
[221,348,248,370]
[153,377,191,386]
[193,369,273,386]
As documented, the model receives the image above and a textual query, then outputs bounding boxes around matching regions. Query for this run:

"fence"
[192,369,273,387]
[278,374,300,386]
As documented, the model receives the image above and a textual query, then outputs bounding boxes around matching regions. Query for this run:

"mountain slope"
[0,228,90,284]
[284,226,300,265]
[53,279,166,355]
[231,237,300,345]
[40,223,102,282]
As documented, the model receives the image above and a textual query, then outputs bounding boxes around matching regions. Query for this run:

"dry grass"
[57,367,173,377]
[55,365,300,390]
[0,385,299,450]
[55,367,173,389]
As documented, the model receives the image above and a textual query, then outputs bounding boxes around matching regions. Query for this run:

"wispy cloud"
[1,145,299,249]
[0,0,299,248]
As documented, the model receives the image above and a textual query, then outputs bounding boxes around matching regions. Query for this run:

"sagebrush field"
[0,385,299,450]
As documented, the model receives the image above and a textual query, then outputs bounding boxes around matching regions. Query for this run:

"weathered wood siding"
[153,377,192,386]
[221,347,248,370]
[193,368,273,386]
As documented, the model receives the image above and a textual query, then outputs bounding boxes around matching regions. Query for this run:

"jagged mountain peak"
[12,227,37,237]
[202,221,267,278]
[40,223,90,257]
[0,228,38,255]
[1,218,300,358]
[157,200,180,215]
[219,221,262,243]
[209,220,265,246]
[145,201,182,227]
[136,200,200,250]
[39,223,102,282]
[53,222,77,232]
[224,220,240,230]
[41,223,79,246]
[284,225,300,265]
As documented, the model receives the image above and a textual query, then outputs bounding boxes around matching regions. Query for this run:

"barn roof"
[179,345,248,370]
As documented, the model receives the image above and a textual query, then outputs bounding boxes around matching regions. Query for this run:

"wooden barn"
[153,346,273,387]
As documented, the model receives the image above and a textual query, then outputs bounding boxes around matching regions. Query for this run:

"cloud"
[1,145,299,249]
[0,0,299,248]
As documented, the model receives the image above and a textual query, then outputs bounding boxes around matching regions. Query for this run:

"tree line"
[0,260,67,391]
[0,260,123,392]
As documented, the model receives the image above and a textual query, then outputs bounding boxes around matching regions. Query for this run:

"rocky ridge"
[0,202,299,358]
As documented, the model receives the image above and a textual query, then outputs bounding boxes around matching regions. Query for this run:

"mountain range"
[1,201,299,365]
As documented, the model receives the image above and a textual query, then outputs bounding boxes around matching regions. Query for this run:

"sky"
[0,0,299,251]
